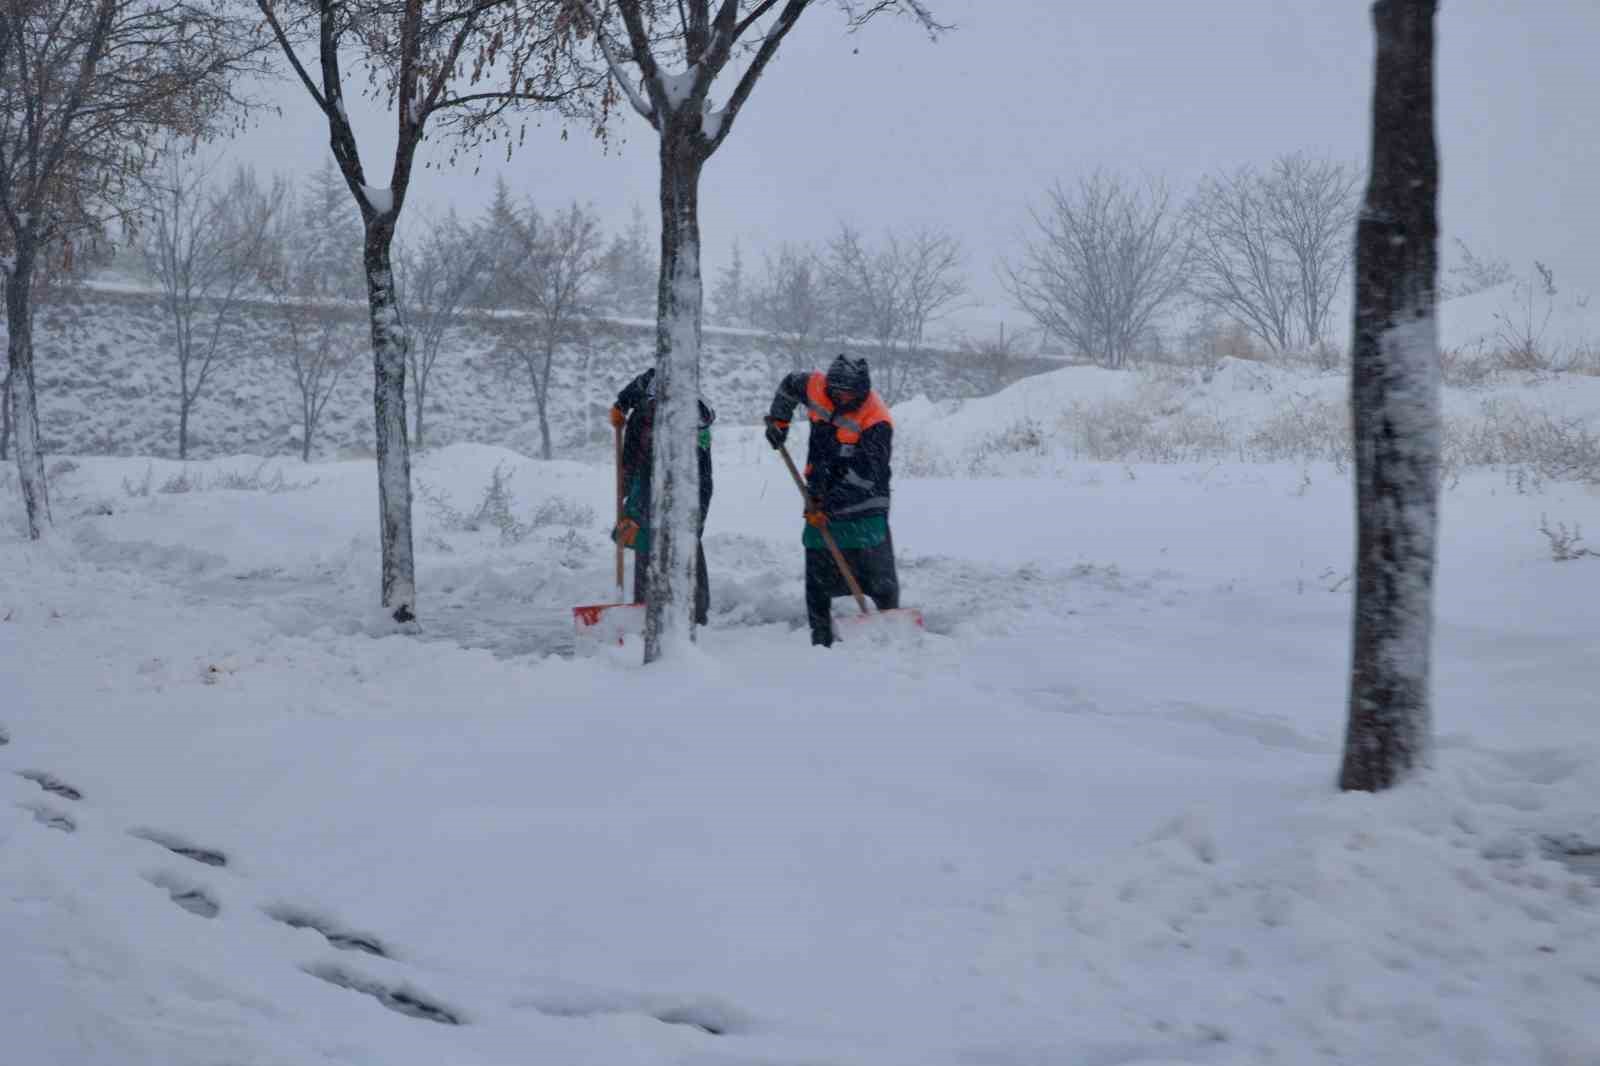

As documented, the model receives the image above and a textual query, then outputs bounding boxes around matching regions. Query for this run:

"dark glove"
[764,416,789,450]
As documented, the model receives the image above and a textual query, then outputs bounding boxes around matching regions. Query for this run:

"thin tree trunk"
[413,373,427,450]
[643,127,706,663]
[6,250,51,540]
[1,369,12,462]
[534,386,551,461]
[364,218,416,623]
[539,338,556,461]
[1340,0,1440,793]
[526,357,551,462]
[170,292,192,460]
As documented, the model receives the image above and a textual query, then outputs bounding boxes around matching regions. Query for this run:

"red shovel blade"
[836,607,924,640]
[573,602,645,649]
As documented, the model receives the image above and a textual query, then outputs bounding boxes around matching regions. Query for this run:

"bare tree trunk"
[581,344,593,449]
[1,369,12,463]
[1341,0,1440,793]
[178,384,191,461]
[529,366,552,462]
[364,218,416,623]
[6,249,52,540]
[301,393,313,462]
[539,337,556,461]
[643,125,705,663]
[412,373,427,450]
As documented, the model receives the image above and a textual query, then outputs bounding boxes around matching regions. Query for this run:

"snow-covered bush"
[1537,514,1596,561]
[1245,394,1351,468]
[528,494,595,530]
[417,462,561,545]
[208,465,319,494]
[895,435,957,478]
[121,461,318,498]
[1446,400,1600,486]
[1440,343,1497,388]
[1060,396,1228,464]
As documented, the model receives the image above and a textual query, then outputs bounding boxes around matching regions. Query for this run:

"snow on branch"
[569,0,655,123]
[361,184,394,215]
[700,103,725,141]
[661,65,699,108]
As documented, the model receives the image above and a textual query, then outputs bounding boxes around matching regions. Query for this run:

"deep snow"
[2,361,1599,1065]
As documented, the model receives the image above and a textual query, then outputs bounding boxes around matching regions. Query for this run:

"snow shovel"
[573,420,645,648]
[774,441,923,637]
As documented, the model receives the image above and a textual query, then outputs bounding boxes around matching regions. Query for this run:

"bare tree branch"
[1,0,268,538]
[568,0,656,122]
[1003,172,1188,369]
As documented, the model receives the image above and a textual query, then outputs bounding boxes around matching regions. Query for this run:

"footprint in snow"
[19,804,75,832]
[650,1002,742,1036]
[516,989,746,1036]
[305,963,461,1025]
[144,871,220,918]
[17,770,82,801]
[128,827,227,868]
[263,903,389,958]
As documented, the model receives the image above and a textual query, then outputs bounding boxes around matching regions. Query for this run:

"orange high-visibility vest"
[802,372,892,443]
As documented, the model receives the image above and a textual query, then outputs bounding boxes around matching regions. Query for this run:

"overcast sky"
[228,0,1600,341]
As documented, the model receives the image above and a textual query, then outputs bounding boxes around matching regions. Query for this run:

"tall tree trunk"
[179,390,191,461]
[6,250,51,540]
[364,218,416,623]
[1340,0,1440,793]
[643,127,706,663]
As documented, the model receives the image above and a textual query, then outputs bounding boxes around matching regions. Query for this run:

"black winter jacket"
[616,368,714,517]
[767,371,892,519]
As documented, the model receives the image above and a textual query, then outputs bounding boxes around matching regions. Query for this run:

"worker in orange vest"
[609,366,715,626]
[763,354,899,646]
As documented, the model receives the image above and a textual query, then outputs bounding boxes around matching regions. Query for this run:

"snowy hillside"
[2,357,1599,1065]
[883,356,1600,489]
[1440,279,1600,358]
[20,283,1038,461]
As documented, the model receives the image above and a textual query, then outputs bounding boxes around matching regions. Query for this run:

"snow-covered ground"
[3,362,1599,1065]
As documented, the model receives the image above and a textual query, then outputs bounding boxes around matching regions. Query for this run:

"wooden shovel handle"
[614,420,625,596]
[776,441,870,614]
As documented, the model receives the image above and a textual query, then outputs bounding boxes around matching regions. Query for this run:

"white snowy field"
[3,362,1600,1066]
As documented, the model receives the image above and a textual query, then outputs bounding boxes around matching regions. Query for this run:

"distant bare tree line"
[104,158,667,463]
[99,151,991,461]
[711,220,973,404]
[12,137,1520,477]
[1002,154,1364,370]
